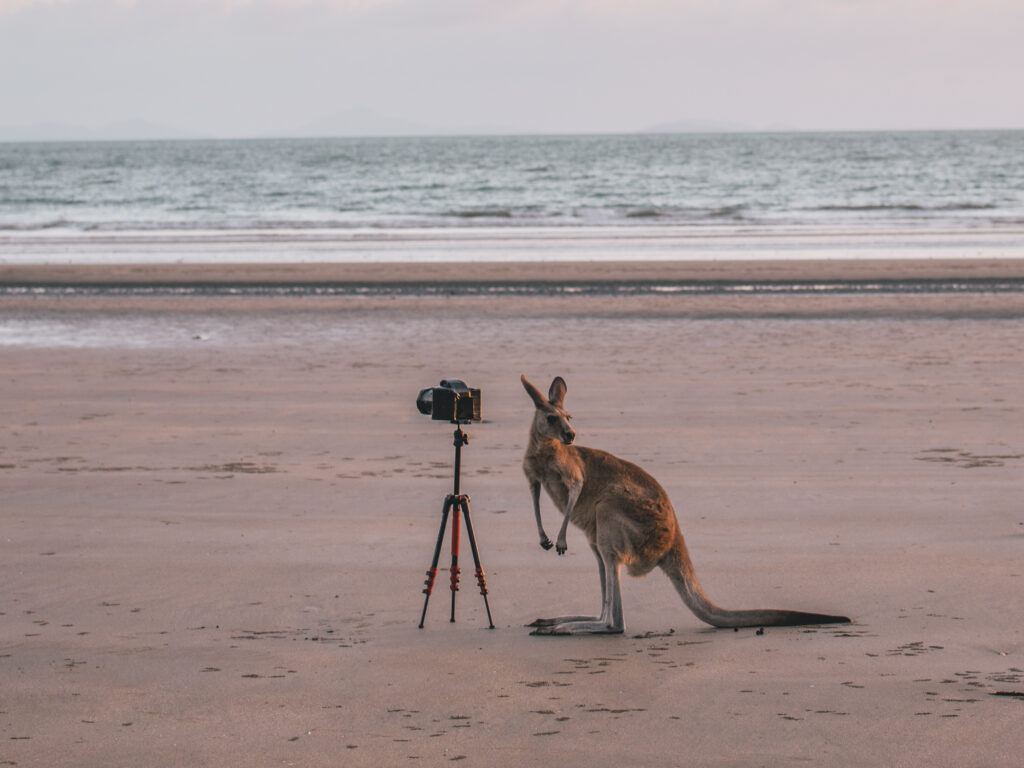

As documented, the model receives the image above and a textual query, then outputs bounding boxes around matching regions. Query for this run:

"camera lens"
[416,388,434,416]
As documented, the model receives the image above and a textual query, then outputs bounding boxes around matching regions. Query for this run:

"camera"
[416,379,482,423]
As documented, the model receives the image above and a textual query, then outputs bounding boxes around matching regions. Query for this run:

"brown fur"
[521,374,850,635]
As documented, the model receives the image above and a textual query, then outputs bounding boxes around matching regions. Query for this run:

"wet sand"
[3,258,1024,766]
[5,253,1024,285]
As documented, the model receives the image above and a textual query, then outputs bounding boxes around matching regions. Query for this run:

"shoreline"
[4,255,1024,285]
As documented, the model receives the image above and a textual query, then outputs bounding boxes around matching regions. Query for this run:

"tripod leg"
[460,497,495,629]
[419,496,453,628]
[449,495,462,622]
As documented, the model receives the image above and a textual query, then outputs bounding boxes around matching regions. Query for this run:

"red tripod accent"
[419,425,494,629]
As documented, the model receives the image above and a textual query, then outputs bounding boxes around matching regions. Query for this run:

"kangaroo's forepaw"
[539,536,553,550]
[556,541,567,555]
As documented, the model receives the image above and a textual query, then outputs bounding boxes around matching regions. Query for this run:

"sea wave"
[444,209,515,219]
[0,218,76,231]
[709,204,748,218]
[0,208,1019,234]
[811,202,999,213]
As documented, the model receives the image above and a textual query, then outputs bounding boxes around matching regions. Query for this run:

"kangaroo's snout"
[562,428,576,445]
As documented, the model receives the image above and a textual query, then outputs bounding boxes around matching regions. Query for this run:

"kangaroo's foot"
[529,618,623,635]
[527,615,598,628]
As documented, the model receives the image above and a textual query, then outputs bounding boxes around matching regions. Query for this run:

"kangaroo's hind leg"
[530,549,624,635]
[527,545,607,630]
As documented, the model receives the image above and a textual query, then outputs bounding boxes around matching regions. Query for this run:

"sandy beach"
[3,257,1024,766]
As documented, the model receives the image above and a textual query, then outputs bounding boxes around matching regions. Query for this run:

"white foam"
[3,223,1024,265]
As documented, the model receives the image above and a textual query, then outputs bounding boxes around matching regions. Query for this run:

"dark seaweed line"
[3,278,1024,298]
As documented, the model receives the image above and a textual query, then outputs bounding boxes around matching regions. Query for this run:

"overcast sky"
[1,0,1022,138]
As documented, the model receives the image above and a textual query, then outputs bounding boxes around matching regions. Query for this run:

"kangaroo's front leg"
[555,479,582,555]
[530,481,553,550]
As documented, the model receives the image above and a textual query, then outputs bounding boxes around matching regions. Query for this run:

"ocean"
[2,131,1024,265]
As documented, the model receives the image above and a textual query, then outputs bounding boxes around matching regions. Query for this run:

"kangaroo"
[521,374,850,635]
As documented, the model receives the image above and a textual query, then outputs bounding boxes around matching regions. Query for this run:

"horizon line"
[3,125,1024,145]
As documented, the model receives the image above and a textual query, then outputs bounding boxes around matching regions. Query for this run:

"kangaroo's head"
[521,374,576,445]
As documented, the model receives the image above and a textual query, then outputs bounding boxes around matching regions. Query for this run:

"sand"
[3,258,1024,766]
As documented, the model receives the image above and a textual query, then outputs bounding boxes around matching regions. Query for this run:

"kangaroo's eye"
[546,415,557,425]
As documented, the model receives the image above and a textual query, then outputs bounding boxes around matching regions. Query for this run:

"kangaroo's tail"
[659,532,850,628]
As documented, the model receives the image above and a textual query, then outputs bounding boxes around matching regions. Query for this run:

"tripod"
[418,423,495,629]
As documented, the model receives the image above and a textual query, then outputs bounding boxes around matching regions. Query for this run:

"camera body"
[416,379,482,423]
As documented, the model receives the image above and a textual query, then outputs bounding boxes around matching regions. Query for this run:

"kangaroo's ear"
[548,376,567,408]
[521,375,548,408]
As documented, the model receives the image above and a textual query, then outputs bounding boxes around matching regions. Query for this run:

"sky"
[1,0,1023,138]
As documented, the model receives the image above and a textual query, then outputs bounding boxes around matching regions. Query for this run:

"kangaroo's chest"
[539,466,573,511]
[524,447,586,514]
